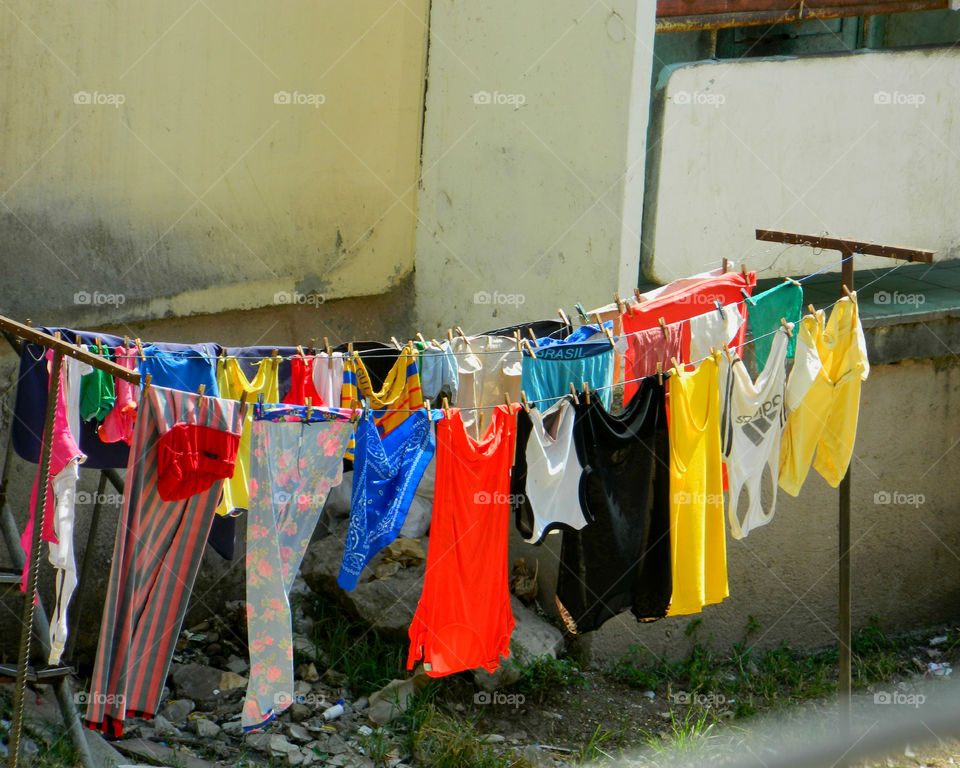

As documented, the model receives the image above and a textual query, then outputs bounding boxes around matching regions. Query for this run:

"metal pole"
[9,350,62,768]
[838,254,854,741]
[64,472,108,663]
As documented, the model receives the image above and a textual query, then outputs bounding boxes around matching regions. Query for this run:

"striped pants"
[84,386,244,736]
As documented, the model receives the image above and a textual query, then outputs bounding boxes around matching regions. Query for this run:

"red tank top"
[282,354,326,406]
[407,404,519,677]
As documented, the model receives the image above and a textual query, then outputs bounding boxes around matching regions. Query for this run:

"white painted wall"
[414,0,656,334]
[643,48,960,283]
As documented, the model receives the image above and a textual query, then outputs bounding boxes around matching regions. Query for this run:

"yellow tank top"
[667,352,728,616]
[216,356,279,515]
[779,294,869,495]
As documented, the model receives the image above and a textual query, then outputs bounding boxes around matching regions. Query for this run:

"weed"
[359,727,392,766]
[304,592,407,693]
[513,656,586,704]
[576,725,616,765]
[407,703,516,768]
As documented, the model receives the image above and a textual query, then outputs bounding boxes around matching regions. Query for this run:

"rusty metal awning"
[656,0,949,32]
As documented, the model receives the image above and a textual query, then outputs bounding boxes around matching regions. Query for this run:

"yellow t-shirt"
[667,352,728,616]
[216,356,279,515]
[779,295,869,496]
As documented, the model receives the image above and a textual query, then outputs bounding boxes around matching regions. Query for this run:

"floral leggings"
[242,405,353,731]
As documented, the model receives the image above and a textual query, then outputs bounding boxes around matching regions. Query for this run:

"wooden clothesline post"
[755,228,934,739]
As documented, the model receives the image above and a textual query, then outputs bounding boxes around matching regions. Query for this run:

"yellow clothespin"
[568,382,579,404]
[527,328,540,348]
[523,339,537,358]
[198,384,205,398]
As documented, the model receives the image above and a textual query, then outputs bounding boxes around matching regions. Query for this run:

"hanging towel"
[747,281,803,370]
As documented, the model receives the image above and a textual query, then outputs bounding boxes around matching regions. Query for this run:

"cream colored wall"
[0,0,428,325]
[413,0,656,335]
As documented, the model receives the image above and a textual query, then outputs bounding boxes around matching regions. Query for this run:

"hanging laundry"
[746,280,803,371]
[139,343,219,396]
[634,266,728,304]
[98,346,140,445]
[555,379,671,632]
[779,295,870,495]
[623,322,682,402]
[511,397,586,545]
[12,330,128,468]
[79,344,116,422]
[222,345,295,400]
[720,326,791,539]
[85,387,243,737]
[282,353,326,406]
[19,352,88,665]
[520,340,614,410]
[338,408,438,591]
[407,405,519,677]
[334,341,400,391]
[417,341,458,403]
[312,351,345,408]
[621,271,756,403]
[667,352,728,617]
[535,321,612,346]
[449,335,522,441]
[482,319,570,342]
[688,304,744,363]
[242,403,353,732]
[340,344,423,460]
[216,356,280,516]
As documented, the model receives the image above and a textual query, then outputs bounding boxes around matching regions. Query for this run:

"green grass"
[605,616,924,720]
[512,655,587,704]
[299,592,408,694]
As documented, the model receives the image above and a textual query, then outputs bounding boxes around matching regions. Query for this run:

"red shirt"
[407,405,519,677]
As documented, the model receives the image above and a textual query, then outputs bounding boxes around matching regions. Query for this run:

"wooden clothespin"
[416,332,427,346]
[807,304,817,317]
[431,338,442,349]
[305,397,312,420]
[123,335,130,349]
[309,338,316,355]
[297,345,305,357]
[558,309,571,328]
[142,373,152,396]
[456,327,474,353]
[523,339,537,358]
[568,382,579,404]
[135,338,146,361]
[347,341,354,356]
[197,384,205,398]
[613,292,625,316]
[594,312,615,349]
[441,396,451,420]
[741,264,749,280]
[324,337,334,370]
[656,361,663,385]
[94,336,101,350]
[424,398,431,413]
[520,390,531,413]
[349,398,361,423]
[514,330,523,352]
[582,382,591,405]
[841,285,854,300]
[780,318,793,338]
[721,258,729,273]
[658,317,668,339]
[390,336,402,351]
[671,357,681,372]
[633,287,642,303]
[446,329,455,345]
[784,277,801,286]
[272,348,279,361]
[527,328,539,347]
[503,392,511,408]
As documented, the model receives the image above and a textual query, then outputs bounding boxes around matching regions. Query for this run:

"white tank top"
[719,327,790,539]
[522,397,586,544]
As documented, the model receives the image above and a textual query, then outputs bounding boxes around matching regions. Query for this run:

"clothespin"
[239,390,248,408]
[135,338,146,361]
[780,318,793,338]
[442,396,451,420]
[807,304,817,316]
[558,309,571,328]
[416,332,427,346]
[520,390,531,413]
[514,330,523,352]
[456,327,474,353]
[574,302,589,323]
[741,264,749,280]
[714,299,724,316]
[446,329,455,345]
[349,398,361,423]
[633,287,642,303]
[741,288,752,301]
[658,317,668,339]
[568,382,579,404]
[523,339,537,358]
[613,292,625,316]
[198,384,205,398]
[94,336,101,350]
[582,382,591,405]
[306,397,312,420]
[272,348,279,361]
[297,345,305,357]
[424,398,431,413]
[594,312,615,349]
[721,258,729,273]
[324,337,334,370]
[390,336,402,351]
[431,338,442,349]
[123,335,130,349]
[142,373,152,396]
[671,357,681,372]
[309,338,316,355]
[784,277,801,286]
[504,392,511,408]
[841,285,854,300]
[527,328,539,347]
[656,361,663,385]
[347,341,354,356]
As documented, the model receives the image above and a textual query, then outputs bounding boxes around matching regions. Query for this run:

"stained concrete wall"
[0,1,428,325]
[413,0,656,335]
